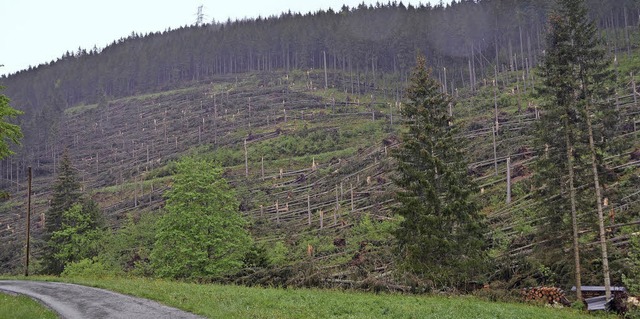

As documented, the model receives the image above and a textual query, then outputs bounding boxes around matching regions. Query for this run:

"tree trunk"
[585,103,612,300]
[564,128,582,300]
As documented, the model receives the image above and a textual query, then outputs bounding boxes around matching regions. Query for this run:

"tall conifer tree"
[534,0,614,299]
[393,55,486,288]
[42,150,82,274]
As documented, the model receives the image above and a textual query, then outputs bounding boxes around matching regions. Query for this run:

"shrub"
[62,258,116,278]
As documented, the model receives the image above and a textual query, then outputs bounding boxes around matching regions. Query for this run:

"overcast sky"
[0,0,451,77]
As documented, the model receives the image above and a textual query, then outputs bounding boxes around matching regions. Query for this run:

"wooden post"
[214,97,218,145]
[276,201,280,225]
[350,183,354,212]
[307,193,311,226]
[134,176,138,207]
[244,139,248,177]
[632,72,637,108]
[494,66,499,133]
[506,157,512,204]
[320,210,324,229]
[260,205,264,218]
[24,167,31,277]
[443,67,447,94]
[335,186,339,225]
[389,102,393,127]
[493,125,498,176]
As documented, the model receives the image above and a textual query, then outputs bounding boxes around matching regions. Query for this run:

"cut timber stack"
[521,287,571,306]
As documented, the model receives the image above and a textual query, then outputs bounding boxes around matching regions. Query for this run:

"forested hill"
[2,0,636,111]
[1,0,639,292]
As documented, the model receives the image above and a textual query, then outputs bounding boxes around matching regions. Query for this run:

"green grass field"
[0,292,58,319]
[1,276,614,319]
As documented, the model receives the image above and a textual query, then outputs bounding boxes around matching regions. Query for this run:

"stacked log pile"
[522,287,571,306]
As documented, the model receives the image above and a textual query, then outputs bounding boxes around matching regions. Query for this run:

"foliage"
[532,0,615,288]
[99,212,159,276]
[622,235,640,295]
[151,157,252,280]
[42,151,96,275]
[50,203,104,270]
[0,293,58,319]
[0,87,23,159]
[0,240,20,275]
[266,241,289,267]
[352,214,399,242]
[61,257,115,278]
[392,55,487,288]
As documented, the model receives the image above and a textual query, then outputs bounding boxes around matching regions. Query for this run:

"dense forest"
[0,1,636,155]
[3,0,639,137]
[1,0,639,308]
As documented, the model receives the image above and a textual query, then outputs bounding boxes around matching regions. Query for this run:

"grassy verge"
[0,292,58,319]
[1,276,613,319]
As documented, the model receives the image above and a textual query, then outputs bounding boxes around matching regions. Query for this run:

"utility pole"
[195,5,204,25]
[506,158,511,204]
[24,167,32,277]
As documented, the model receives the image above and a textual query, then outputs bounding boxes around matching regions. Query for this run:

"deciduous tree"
[0,87,23,159]
[151,157,252,280]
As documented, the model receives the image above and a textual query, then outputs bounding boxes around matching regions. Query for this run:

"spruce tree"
[42,150,83,274]
[534,0,614,299]
[393,55,486,288]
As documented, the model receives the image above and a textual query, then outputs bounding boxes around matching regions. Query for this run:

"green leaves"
[49,203,105,271]
[151,157,252,280]
[0,88,23,159]
[41,151,103,275]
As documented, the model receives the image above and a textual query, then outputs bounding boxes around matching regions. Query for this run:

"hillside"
[0,0,639,299]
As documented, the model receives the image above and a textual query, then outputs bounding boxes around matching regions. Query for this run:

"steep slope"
[0,2,639,290]
[1,60,637,290]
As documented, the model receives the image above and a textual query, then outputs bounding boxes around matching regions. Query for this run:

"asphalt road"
[0,280,205,319]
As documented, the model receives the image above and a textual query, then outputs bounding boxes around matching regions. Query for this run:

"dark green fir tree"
[393,55,486,288]
[534,0,615,299]
[42,150,103,275]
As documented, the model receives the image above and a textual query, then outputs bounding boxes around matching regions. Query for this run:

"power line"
[195,5,204,26]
